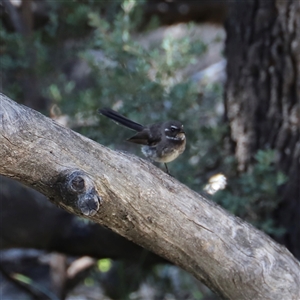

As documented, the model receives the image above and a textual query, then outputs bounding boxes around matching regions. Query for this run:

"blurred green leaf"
[98,259,112,273]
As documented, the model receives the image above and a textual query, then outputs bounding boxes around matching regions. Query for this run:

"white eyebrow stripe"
[171,125,178,129]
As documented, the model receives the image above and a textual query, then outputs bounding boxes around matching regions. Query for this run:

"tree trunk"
[1,93,300,299]
[225,0,300,259]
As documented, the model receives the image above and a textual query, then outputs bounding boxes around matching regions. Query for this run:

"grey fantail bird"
[98,108,186,173]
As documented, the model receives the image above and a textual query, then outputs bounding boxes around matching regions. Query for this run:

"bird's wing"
[127,130,161,145]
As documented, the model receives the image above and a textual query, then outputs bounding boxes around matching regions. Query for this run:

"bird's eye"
[171,127,175,132]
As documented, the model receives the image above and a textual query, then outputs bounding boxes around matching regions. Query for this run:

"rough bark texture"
[225,0,300,258]
[1,93,300,299]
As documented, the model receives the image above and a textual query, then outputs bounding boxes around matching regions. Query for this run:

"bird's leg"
[164,163,170,175]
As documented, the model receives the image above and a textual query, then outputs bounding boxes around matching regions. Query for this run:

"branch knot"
[55,170,102,216]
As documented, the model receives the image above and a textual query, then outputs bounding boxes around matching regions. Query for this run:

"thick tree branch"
[0,93,299,300]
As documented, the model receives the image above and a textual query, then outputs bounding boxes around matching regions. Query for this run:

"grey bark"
[0,93,300,300]
[225,0,300,258]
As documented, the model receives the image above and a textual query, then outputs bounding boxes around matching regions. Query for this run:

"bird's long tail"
[98,108,144,132]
